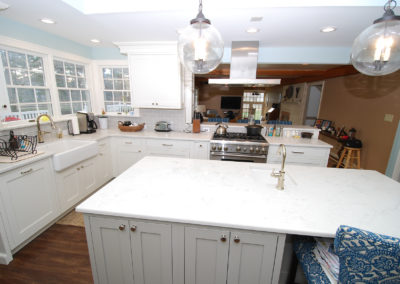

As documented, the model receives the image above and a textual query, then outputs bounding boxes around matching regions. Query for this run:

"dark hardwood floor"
[0,224,93,284]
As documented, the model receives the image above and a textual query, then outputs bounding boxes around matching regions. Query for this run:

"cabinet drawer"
[146,139,190,152]
[119,138,145,150]
[268,145,329,166]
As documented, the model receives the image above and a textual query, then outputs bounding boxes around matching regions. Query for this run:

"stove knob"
[261,147,266,153]
[236,146,241,152]
[249,147,254,153]
[243,147,247,152]
[211,145,216,151]
[224,146,228,151]
[217,145,222,151]
[255,147,260,153]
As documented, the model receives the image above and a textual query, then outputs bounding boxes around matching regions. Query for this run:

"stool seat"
[336,147,361,169]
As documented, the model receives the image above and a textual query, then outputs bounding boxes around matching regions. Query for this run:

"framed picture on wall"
[315,119,323,128]
[322,120,332,130]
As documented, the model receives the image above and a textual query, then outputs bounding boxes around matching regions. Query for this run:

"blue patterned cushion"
[293,236,334,283]
[334,226,400,283]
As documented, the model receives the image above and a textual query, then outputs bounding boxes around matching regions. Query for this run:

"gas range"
[210,132,269,163]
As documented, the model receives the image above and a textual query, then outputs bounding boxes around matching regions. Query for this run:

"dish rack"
[0,133,38,160]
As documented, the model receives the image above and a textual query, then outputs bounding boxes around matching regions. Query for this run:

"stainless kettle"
[215,124,228,135]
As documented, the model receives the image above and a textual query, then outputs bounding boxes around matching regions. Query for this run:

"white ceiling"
[0,0,397,48]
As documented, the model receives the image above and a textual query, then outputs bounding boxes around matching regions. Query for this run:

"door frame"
[386,120,400,181]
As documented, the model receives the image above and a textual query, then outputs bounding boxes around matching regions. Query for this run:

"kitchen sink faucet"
[271,144,286,190]
[36,114,56,143]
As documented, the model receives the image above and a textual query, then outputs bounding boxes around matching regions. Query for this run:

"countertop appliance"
[210,132,269,163]
[154,121,171,132]
[77,112,97,133]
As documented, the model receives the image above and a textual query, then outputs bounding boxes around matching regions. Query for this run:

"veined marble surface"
[77,156,400,238]
[265,137,332,148]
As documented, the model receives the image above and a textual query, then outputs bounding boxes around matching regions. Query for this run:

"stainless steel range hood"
[208,41,281,86]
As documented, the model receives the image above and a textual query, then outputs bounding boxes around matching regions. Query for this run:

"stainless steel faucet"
[271,144,286,190]
[36,114,56,143]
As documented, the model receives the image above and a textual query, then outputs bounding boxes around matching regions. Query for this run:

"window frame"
[241,90,266,121]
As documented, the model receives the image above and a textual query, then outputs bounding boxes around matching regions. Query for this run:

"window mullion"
[45,53,61,118]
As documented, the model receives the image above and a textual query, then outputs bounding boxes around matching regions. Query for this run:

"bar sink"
[39,140,98,171]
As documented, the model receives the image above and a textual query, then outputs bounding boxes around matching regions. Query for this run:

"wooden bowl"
[118,122,145,132]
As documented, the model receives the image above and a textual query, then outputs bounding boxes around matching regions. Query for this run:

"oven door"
[210,153,267,163]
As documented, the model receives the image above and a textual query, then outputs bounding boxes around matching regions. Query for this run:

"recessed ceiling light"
[320,26,336,33]
[40,18,56,24]
[90,39,101,43]
[246,28,260,33]
[250,17,263,22]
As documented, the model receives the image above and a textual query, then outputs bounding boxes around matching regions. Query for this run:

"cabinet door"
[90,217,134,284]
[79,157,96,197]
[129,221,173,284]
[185,227,230,284]
[96,140,113,187]
[116,138,145,175]
[190,142,209,160]
[56,166,80,212]
[227,231,278,284]
[0,159,59,249]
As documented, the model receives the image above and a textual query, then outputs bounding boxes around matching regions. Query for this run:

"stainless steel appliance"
[210,132,269,163]
[77,112,97,133]
[155,121,172,132]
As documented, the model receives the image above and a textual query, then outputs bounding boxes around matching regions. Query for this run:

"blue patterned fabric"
[293,236,333,283]
[334,225,400,283]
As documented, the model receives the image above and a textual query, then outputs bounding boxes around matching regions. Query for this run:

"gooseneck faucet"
[271,144,286,190]
[36,114,56,143]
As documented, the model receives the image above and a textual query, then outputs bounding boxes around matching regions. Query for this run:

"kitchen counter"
[77,156,400,238]
[265,136,332,148]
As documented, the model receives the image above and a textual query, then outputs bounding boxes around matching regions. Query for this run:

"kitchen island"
[77,156,400,284]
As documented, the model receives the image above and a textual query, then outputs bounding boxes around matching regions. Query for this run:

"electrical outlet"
[384,114,394,122]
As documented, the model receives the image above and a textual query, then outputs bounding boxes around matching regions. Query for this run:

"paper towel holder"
[67,116,80,136]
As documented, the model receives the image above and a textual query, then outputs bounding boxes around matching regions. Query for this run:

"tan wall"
[318,71,400,173]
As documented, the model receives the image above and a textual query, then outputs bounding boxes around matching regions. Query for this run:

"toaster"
[154,121,171,132]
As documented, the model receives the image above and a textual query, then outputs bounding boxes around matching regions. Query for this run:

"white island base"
[77,157,400,284]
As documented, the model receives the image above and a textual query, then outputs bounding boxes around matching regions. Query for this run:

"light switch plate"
[384,114,394,122]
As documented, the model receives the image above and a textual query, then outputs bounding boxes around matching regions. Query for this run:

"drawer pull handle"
[220,235,227,242]
[162,144,173,147]
[99,153,103,156]
[292,151,305,154]
[138,150,142,153]
[77,168,80,171]
[125,142,133,144]
[234,236,240,243]
[81,165,84,169]
[20,168,33,175]
[119,225,126,231]
[130,225,137,232]
[99,143,106,146]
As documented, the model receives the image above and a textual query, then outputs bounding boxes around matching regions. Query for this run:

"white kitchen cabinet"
[0,158,59,249]
[190,141,209,160]
[185,226,281,284]
[56,156,96,213]
[146,139,190,159]
[114,137,146,176]
[267,144,330,167]
[88,216,173,284]
[118,42,182,109]
[96,139,113,187]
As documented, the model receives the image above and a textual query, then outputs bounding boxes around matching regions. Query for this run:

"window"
[242,91,265,120]
[0,48,52,121]
[102,67,131,112]
[54,59,91,115]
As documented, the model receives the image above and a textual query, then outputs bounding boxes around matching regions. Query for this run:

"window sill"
[0,116,72,130]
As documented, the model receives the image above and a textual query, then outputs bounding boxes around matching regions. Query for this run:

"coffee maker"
[76,112,97,133]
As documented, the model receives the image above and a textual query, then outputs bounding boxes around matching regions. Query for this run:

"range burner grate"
[213,132,266,142]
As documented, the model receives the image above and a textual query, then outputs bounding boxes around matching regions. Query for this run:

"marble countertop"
[77,156,400,238]
[265,137,333,148]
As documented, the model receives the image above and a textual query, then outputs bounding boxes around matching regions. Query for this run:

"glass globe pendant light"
[351,0,400,76]
[178,0,224,74]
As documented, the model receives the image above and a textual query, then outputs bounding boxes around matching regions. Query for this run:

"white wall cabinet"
[118,42,182,109]
[267,144,330,167]
[0,158,59,249]
[114,137,146,176]
[185,226,280,284]
[96,139,113,187]
[146,139,190,159]
[56,156,97,212]
[89,216,173,284]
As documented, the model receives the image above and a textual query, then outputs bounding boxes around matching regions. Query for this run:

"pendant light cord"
[199,0,203,13]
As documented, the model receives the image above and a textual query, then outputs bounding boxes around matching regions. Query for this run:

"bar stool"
[336,147,361,169]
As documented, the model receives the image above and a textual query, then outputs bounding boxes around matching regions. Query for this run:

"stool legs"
[337,149,346,168]
[344,149,352,169]
[336,147,361,169]
[356,149,361,169]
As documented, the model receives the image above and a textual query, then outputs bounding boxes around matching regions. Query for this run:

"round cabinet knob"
[224,146,228,151]
[249,147,254,153]
[220,235,227,242]
[130,225,137,232]
[217,146,222,151]
[255,147,260,153]
[236,146,241,152]
[234,236,240,243]
[119,224,126,231]
[211,145,216,151]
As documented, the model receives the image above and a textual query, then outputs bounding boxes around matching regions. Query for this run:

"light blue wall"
[386,121,400,177]
[0,16,125,60]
